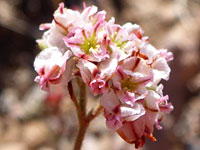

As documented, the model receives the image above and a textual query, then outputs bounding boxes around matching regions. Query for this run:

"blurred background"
[0,0,200,150]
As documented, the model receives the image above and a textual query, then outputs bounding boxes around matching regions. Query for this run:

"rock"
[38,147,55,150]
[57,138,73,150]
[0,88,20,115]
[20,85,47,119]
[22,120,54,148]
[2,120,22,142]
[0,142,28,150]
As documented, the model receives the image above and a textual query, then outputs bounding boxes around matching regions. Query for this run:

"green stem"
[73,121,89,150]
[87,104,104,122]
[73,104,103,150]
[68,79,103,150]
[77,77,87,118]
[68,81,82,121]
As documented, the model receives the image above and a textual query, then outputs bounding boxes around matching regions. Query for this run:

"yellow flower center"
[121,77,139,92]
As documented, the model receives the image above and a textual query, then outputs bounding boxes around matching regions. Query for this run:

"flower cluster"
[34,3,173,148]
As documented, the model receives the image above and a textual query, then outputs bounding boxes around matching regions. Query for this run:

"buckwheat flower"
[100,89,145,130]
[54,3,83,32]
[37,23,67,53]
[54,3,106,34]
[122,23,144,39]
[33,3,174,149]
[112,57,153,105]
[64,20,110,62]
[159,49,173,62]
[116,110,156,148]
[141,44,173,83]
[81,4,106,25]
[106,18,137,61]
[77,53,118,95]
[38,3,83,53]
[63,6,120,95]
[100,46,173,148]
[101,84,173,148]
[90,55,118,95]
[63,3,110,62]
[76,59,98,85]
[34,47,72,91]
[116,86,173,148]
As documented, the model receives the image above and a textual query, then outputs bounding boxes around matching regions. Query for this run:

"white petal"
[34,47,63,73]
[121,57,137,71]
[42,24,67,53]
[77,59,97,84]
[145,90,160,111]
[117,122,137,143]
[153,57,171,81]
[99,54,118,79]
[81,6,98,22]
[141,44,159,59]
[100,89,120,113]
[120,103,145,121]
[134,59,152,76]
[122,23,140,33]
[54,8,83,30]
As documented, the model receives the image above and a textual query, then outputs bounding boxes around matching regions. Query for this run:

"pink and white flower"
[112,57,153,106]
[77,54,118,95]
[106,19,137,61]
[140,44,173,83]
[34,3,174,149]
[38,3,102,53]
[101,83,173,148]
[37,3,83,53]
[100,45,173,148]
[116,87,173,148]
[34,47,72,91]
[64,20,109,62]
[100,89,145,130]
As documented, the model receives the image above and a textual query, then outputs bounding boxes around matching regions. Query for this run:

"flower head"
[34,3,174,149]
[34,47,72,91]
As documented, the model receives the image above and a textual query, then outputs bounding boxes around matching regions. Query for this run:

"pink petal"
[54,4,83,32]
[158,95,174,114]
[81,5,98,22]
[123,91,135,106]
[120,103,145,121]
[76,59,98,84]
[117,122,137,144]
[159,49,174,61]
[99,51,118,79]
[153,57,171,81]
[104,111,122,130]
[39,23,51,30]
[89,78,106,96]
[140,44,159,59]
[34,47,72,91]
[145,110,159,133]
[100,89,120,114]
[145,91,160,111]
[117,121,146,148]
